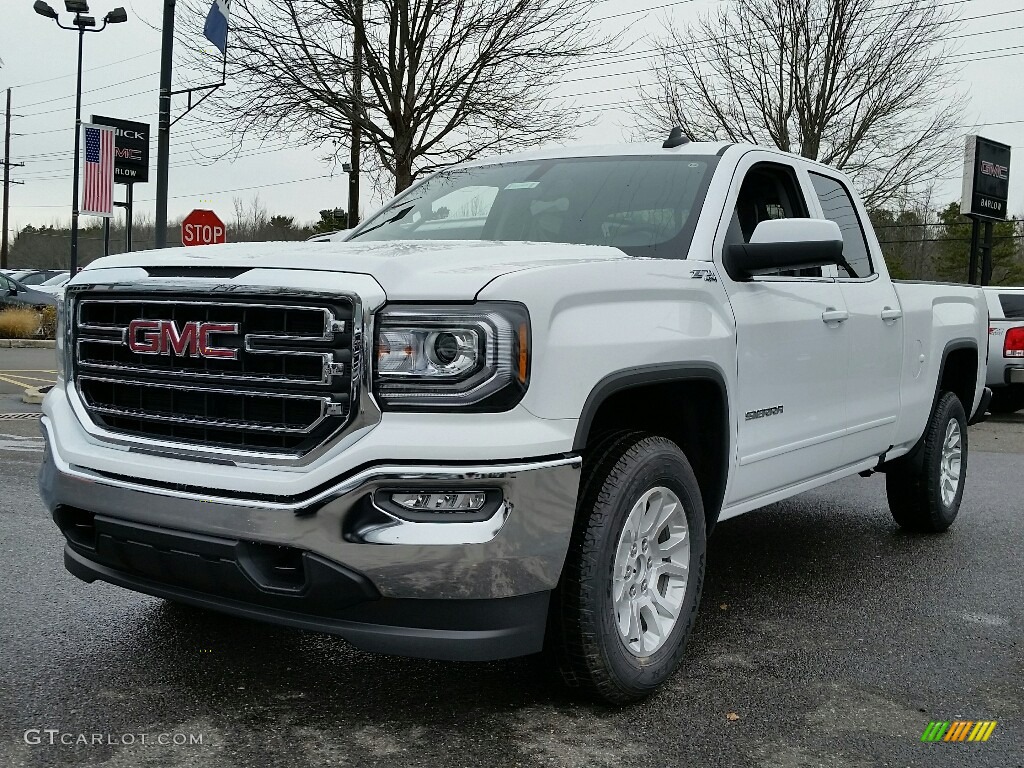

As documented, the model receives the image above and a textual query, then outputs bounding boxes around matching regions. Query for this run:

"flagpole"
[70,24,85,274]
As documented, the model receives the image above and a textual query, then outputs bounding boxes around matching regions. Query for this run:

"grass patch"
[0,307,42,339]
[38,305,58,339]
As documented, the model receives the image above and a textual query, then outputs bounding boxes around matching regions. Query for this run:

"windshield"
[349,156,717,258]
[40,273,70,287]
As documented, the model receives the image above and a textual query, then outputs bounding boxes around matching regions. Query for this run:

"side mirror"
[724,218,843,281]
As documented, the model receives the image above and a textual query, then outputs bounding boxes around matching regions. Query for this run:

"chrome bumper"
[39,417,582,601]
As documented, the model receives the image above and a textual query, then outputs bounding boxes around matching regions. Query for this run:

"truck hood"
[83,240,632,299]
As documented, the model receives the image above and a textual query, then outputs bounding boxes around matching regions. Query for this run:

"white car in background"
[986,286,1024,413]
[34,272,72,295]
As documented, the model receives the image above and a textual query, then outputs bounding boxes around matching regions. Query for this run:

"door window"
[809,173,873,279]
[726,163,821,277]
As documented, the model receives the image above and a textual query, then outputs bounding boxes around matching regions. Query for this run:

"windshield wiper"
[349,204,417,239]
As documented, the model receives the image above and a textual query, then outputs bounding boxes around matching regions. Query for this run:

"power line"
[12,0,1020,125]
[3,48,160,89]
[15,173,339,208]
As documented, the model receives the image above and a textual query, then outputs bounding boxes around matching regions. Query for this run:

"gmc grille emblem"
[127,319,240,360]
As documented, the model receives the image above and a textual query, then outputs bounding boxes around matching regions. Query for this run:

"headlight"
[374,303,530,409]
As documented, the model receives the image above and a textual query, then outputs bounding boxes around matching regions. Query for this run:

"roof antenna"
[663,126,690,149]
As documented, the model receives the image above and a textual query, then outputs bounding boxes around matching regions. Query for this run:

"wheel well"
[579,379,728,529]
[939,346,978,415]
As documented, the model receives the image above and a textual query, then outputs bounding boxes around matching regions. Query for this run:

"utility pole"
[348,0,362,228]
[155,0,176,248]
[2,88,25,270]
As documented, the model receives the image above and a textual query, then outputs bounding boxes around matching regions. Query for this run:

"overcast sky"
[2,0,1023,238]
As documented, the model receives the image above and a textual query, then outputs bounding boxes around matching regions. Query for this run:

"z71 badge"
[690,268,718,282]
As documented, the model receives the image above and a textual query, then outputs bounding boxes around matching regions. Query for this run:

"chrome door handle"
[881,307,903,322]
[822,308,849,324]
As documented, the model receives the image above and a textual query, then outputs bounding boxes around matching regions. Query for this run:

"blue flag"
[204,0,230,54]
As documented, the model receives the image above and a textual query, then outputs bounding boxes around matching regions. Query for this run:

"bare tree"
[232,194,269,241]
[182,0,613,194]
[635,0,966,205]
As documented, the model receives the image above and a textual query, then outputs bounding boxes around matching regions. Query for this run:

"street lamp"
[33,0,127,275]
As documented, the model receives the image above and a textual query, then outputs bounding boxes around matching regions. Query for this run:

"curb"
[0,339,57,349]
[21,385,52,405]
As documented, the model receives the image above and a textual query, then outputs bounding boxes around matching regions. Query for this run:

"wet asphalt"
[0,413,1021,768]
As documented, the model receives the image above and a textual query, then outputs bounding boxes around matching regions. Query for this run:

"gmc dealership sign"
[92,115,150,184]
[961,135,1011,220]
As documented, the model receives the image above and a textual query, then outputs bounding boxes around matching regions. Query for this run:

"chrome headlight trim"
[374,302,530,410]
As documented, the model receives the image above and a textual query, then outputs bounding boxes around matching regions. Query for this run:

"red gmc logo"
[127,319,240,359]
[980,161,1009,181]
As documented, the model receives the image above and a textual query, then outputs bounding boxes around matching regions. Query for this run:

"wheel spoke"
[653,559,688,580]
[643,497,677,539]
[659,528,689,555]
[613,575,628,604]
[649,587,680,621]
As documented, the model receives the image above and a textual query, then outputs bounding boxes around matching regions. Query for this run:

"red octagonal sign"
[182,209,227,247]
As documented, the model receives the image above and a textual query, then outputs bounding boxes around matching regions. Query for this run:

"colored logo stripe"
[921,721,997,742]
[945,721,972,741]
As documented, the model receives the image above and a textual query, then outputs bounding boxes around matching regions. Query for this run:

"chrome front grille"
[71,293,359,455]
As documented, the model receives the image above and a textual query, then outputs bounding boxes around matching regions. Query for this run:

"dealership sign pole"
[960,135,1011,286]
[93,115,150,255]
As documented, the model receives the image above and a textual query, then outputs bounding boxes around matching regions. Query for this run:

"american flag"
[81,123,114,217]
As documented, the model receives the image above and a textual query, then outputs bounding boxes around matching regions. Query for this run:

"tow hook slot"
[235,542,307,593]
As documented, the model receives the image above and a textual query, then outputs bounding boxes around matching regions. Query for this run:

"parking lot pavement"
[0,347,57,413]
[0,419,1020,768]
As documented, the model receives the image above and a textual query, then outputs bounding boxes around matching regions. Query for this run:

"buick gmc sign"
[92,115,150,184]
[961,135,1011,220]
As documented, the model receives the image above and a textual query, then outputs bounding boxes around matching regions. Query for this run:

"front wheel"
[885,391,967,533]
[553,433,706,703]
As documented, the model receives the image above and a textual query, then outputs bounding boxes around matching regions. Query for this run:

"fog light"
[390,491,487,512]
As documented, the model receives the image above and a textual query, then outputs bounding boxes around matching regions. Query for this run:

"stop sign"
[182,209,227,247]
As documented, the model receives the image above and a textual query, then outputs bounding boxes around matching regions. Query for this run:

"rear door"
[717,155,851,505]
[808,171,903,464]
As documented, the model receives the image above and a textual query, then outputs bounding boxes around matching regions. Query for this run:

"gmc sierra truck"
[985,286,1024,413]
[40,139,990,703]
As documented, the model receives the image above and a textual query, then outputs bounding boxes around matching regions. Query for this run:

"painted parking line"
[0,434,44,452]
[2,375,55,383]
[0,373,57,389]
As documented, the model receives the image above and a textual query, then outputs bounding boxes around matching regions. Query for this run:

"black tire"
[552,432,706,703]
[885,392,968,533]
[989,387,1024,415]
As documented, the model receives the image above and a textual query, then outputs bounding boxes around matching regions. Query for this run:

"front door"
[718,158,851,505]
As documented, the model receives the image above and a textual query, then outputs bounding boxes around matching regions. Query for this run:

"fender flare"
[934,338,981,417]
[573,363,731,529]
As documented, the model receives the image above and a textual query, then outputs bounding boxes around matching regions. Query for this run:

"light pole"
[33,0,127,275]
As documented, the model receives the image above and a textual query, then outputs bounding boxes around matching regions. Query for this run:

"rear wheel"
[885,391,967,533]
[553,433,706,703]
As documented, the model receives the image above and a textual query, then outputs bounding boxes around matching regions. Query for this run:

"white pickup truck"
[985,286,1024,413]
[40,139,990,703]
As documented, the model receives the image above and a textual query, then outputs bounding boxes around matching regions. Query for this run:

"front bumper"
[40,420,582,660]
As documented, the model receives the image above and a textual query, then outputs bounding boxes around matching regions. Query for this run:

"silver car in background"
[986,287,1024,413]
